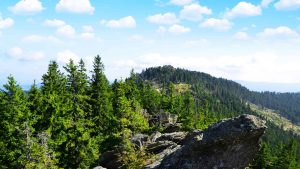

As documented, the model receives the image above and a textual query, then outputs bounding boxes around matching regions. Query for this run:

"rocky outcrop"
[150,114,266,169]
[99,114,266,169]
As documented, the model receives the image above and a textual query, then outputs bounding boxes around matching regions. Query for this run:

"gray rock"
[99,114,266,169]
[155,132,187,144]
[93,166,107,169]
[152,114,266,169]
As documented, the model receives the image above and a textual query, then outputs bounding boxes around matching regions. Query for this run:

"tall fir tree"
[0,76,36,168]
[59,59,97,168]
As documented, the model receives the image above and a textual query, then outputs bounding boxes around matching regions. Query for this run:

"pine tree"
[181,91,196,130]
[0,76,33,168]
[58,59,98,168]
[112,80,148,136]
[90,56,113,134]
[250,143,272,169]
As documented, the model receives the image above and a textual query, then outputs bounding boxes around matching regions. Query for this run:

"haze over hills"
[238,81,300,93]
[14,75,300,93]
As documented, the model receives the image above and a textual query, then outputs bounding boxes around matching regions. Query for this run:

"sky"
[1,0,300,92]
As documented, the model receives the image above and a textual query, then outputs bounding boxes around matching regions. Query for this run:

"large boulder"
[99,114,266,169]
[149,114,266,169]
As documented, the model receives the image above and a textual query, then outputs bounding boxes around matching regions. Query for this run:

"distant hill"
[137,65,300,124]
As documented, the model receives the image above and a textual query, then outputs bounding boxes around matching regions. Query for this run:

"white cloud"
[180,3,212,21]
[261,0,275,7]
[225,2,261,18]
[80,25,95,39]
[101,16,136,28]
[274,0,300,10]
[82,25,94,32]
[10,0,44,15]
[56,0,95,14]
[170,0,193,6]
[168,24,191,34]
[22,35,61,43]
[156,26,167,33]
[114,51,300,83]
[234,32,251,40]
[7,46,45,61]
[129,34,145,41]
[56,25,76,37]
[56,50,80,64]
[43,19,66,27]
[258,26,299,38]
[186,39,209,46]
[201,18,232,31]
[43,19,76,38]
[147,13,179,25]
[0,17,14,29]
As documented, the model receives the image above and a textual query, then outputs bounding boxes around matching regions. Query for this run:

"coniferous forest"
[1,56,300,168]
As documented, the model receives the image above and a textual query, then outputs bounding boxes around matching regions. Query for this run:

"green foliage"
[1,60,300,168]
[119,129,149,169]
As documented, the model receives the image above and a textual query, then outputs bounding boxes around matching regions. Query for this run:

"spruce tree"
[90,56,113,135]
[60,59,98,168]
[0,76,33,168]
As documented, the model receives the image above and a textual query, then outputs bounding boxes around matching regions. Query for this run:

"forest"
[0,56,300,168]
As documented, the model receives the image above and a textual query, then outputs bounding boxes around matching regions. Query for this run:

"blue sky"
[1,0,300,91]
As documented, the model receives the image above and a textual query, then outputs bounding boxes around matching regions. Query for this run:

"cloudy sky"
[1,0,300,91]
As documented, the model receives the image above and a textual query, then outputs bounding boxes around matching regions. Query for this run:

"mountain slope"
[138,65,300,124]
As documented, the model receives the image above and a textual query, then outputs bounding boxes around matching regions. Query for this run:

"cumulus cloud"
[43,19,66,27]
[22,35,61,43]
[10,0,44,15]
[113,51,300,83]
[180,3,212,21]
[56,0,95,14]
[0,17,14,29]
[147,13,179,25]
[156,26,167,33]
[80,25,95,39]
[274,0,300,10]
[233,32,251,40]
[257,26,299,38]
[201,18,232,31]
[185,39,209,46]
[101,16,136,28]
[56,25,76,37]
[170,0,193,6]
[225,2,261,19]
[7,46,45,61]
[43,19,76,38]
[168,24,191,34]
[261,0,275,7]
[56,50,80,64]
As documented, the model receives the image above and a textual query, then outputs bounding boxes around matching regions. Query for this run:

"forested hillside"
[139,65,300,124]
[138,65,300,168]
[0,59,300,168]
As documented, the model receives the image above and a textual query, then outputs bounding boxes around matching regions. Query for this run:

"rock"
[155,132,187,144]
[99,114,266,169]
[151,114,266,169]
[131,133,149,147]
[149,131,162,142]
[146,141,178,154]
[163,123,182,133]
[98,150,122,169]
[93,166,107,169]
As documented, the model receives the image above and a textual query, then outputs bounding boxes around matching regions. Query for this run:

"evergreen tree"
[251,143,272,169]
[0,76,34,168]
[90,56,113,138]
[181,92,196,130]
[59,59,98,168]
